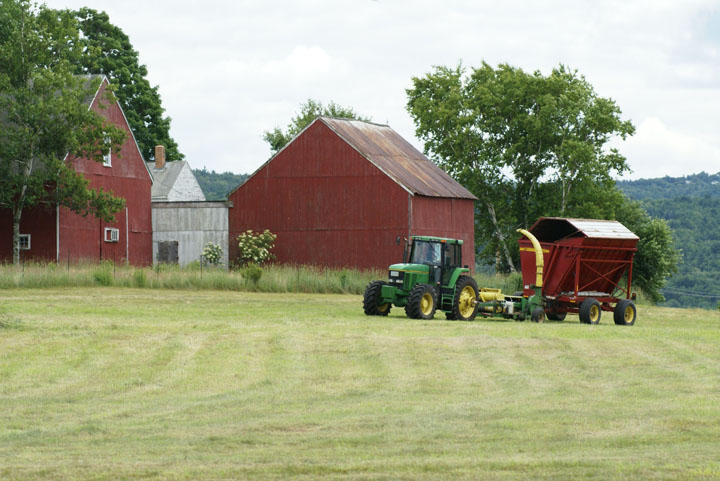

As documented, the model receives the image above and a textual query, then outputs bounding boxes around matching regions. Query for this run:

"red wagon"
[518,217,639,325]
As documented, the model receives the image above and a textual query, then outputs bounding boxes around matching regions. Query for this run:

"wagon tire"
[546,301,567,321]
[531,307,545,323]
[405,284,436,320]
[363,281,391,316]
[614,299,637,326]
[579,298,601,324]
[451,276,479,321]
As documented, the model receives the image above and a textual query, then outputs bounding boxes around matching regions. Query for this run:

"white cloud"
[37,0,720,178]
[261,46,340,78]
[623,117,720,179]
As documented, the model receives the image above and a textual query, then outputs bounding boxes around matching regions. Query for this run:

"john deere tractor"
[363,236,480,321]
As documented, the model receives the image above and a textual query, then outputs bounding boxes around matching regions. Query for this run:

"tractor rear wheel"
[450,276,479,321]
[579,298,601,324]
[363,281,391,316]
[405,284,437,320]
[613,299,637,326]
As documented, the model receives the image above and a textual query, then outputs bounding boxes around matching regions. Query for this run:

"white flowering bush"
[236,229,276,266]
[202,242,223,265]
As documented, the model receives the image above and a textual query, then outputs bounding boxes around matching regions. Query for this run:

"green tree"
[263,99,371,154]
[407,62,678,302]
[407,62,634,271]
[0,0,125,265]
[71,8,183,162]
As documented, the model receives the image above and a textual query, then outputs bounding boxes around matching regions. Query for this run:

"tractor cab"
[405,237,463,286]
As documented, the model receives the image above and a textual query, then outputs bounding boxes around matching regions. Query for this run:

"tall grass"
[0,261,384,294]
[0,261,528,296]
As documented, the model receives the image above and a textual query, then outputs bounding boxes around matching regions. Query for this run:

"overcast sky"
[43,0,720,179]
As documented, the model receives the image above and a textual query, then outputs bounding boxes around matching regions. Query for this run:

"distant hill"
[618,171,720,309]
[193,168,249,201]
[618,171,720,201]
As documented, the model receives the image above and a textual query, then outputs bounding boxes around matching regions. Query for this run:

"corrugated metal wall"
[229,120,476,271]
[60,80,153,266]
[411,196,476,270]
[0,79,153,266]
[152,201,229,266]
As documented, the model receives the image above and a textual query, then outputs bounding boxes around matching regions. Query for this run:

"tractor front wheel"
[363,281,392,316]
[405,284,437,320]
[579,298,601,324]
[449,276,479,321]
[613,299,637,326]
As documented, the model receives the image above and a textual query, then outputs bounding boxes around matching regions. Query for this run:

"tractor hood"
[388,263,430,273]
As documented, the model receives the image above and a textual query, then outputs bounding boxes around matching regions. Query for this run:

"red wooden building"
[228,117,477,270]
[0,77,153,265]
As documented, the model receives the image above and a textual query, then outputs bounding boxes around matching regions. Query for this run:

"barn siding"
[0,204,57,263]
[152,201,229,266]
[0,78,152,265]
[229,121,409,270]
[59,80,153,265]
[411,196,476,270]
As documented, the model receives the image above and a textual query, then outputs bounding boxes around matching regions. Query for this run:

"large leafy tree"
[71,8,183,162]
[407,62,677,302]
[0,0,125,265]
[263,99,371,154]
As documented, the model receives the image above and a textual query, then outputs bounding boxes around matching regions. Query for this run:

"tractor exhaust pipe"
[517,229,544,288]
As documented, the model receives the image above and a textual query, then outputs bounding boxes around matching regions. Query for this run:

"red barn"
[0,76,153,265]
[228,117,477,270]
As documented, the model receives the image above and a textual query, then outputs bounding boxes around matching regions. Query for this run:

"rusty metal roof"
[321,117,477,200]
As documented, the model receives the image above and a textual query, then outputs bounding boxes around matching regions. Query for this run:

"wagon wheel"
[546,301,566,321]
[613,299,637,326]
[405,284,437,320]
[363,281,391,316]
[579,298,601,324]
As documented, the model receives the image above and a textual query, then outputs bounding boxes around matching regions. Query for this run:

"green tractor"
[363,236,480,321]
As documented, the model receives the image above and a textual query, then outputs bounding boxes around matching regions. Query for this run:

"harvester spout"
[517,229,543,288]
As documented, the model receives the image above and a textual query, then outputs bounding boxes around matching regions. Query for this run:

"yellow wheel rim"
[624,306,634,323]
[377,302,390,313]
[589,304,600,323]
[420,292,434,316]
[458,286,476,318]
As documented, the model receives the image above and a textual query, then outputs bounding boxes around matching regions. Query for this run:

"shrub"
[202,242,223,265]
[241,264,263,284]
[236,230,276,266]
[93,266,113,286]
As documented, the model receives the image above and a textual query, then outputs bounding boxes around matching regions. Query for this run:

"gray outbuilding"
[147,146,230,267]
[151,201,230,267]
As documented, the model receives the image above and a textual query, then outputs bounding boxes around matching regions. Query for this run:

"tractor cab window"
[410,240,442,265]
[443,243,461,268]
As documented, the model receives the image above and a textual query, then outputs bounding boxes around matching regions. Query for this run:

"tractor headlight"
[388,270,404,287]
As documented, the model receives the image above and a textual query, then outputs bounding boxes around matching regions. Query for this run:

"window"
[104,227,119,243]
[410,240,442,265]
[103,137,112,167]
[19,234,31,250]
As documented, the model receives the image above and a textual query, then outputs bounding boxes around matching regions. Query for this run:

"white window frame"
[104,227,119,243]
[103,137,112,167]
[19,234,31,250]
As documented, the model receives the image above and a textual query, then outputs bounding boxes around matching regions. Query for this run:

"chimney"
[154,145,166,169]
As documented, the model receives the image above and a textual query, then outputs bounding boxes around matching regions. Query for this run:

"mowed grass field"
[1,288,719,480]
